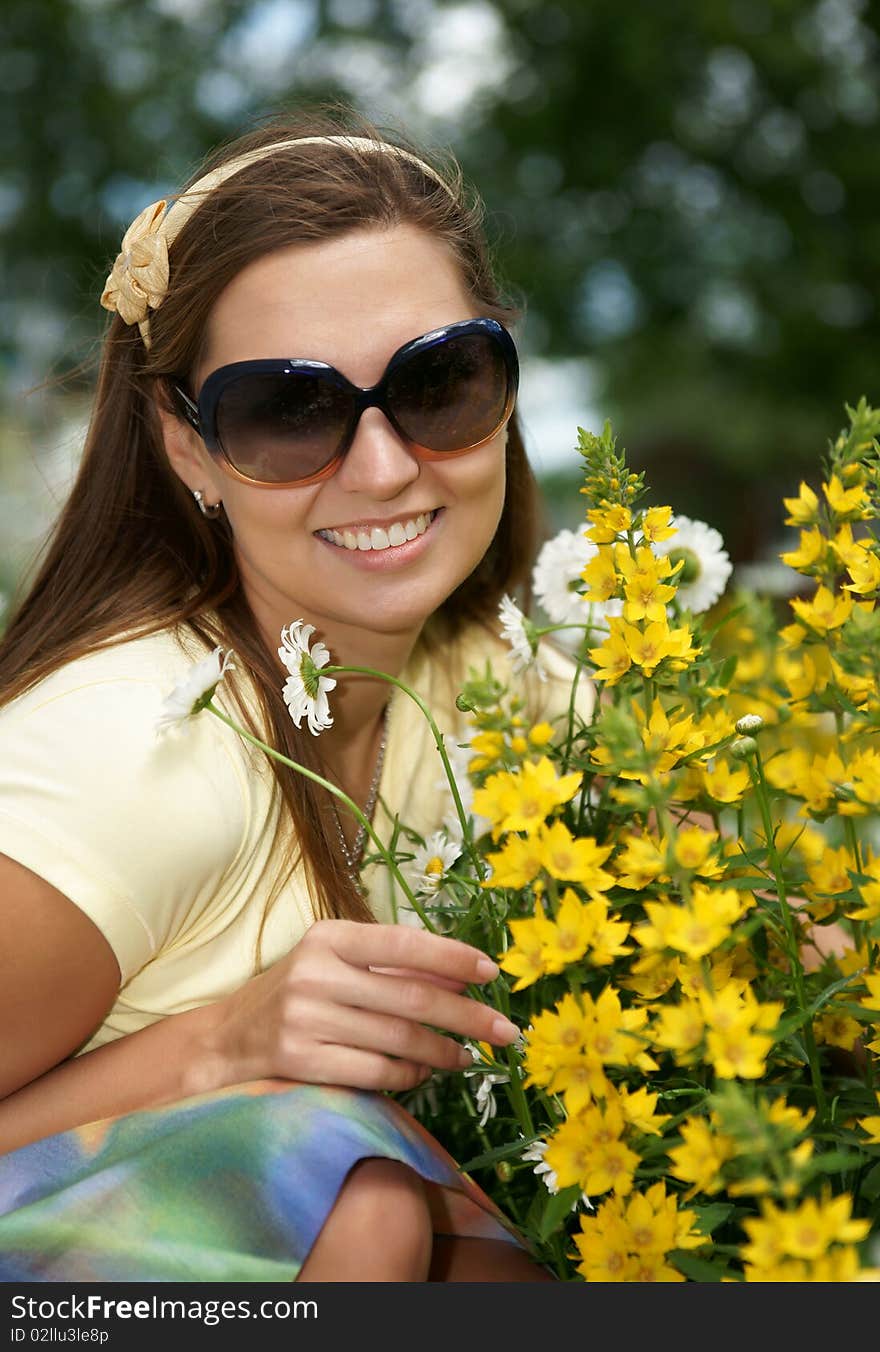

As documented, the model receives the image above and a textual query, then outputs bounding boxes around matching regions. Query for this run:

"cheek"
[452,439,507,519]
[462,441,507,548]
[219,484,319,541]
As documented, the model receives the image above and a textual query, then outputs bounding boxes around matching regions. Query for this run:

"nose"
[334,406,421,498]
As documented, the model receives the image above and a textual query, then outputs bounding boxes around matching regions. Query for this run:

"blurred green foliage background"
[2,0,879,607]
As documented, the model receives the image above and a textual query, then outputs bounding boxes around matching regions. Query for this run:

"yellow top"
[0,620,593,1055]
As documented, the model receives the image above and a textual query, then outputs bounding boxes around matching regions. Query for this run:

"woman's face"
[169,224,508,653]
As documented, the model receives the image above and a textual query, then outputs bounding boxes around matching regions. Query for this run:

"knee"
[341,1158,433,1271]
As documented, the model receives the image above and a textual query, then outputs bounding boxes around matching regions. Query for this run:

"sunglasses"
[172,317,519,488]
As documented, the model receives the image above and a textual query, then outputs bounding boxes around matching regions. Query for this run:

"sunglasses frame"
[172,317,519,489]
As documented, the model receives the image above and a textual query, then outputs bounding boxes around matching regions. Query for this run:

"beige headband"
[100,135,453,348]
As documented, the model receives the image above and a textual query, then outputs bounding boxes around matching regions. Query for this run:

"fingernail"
[457,1046,474,1067]
[491,1015,519,1043]
[476,956,500,980]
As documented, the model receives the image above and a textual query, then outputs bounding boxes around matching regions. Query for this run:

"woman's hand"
[201,919,517,1095]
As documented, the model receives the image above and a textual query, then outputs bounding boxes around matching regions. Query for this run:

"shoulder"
[0,625,254,977]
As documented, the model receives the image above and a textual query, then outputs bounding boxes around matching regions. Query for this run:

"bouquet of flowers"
[154,396,880,1284]
[393,400,880,1283]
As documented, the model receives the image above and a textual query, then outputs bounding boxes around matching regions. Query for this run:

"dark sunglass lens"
[215,371,353,483]
[386,332,511,452]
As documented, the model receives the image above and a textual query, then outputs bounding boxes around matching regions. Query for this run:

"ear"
[153,379,226,504]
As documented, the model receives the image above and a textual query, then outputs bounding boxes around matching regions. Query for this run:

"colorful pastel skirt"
[0,1079,524,1282]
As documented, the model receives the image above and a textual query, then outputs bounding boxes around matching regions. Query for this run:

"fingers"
[367,965,467,994]
[312,962,519,1047]
[317,919,499,987]
[303,998,475,1072]
[297,1044,432,1094]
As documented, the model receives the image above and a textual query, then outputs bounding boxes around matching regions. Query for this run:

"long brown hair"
[0,104,540,931]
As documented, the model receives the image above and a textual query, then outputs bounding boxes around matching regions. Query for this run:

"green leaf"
[860,1160,880,1200]
[669,1250,735,1282]
[689,1201,736,1235]
[537,1185,582,1241]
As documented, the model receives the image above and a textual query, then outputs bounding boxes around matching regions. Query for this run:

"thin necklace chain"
[332,704,390,885]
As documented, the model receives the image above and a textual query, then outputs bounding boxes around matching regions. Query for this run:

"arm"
[1,853,516,1155]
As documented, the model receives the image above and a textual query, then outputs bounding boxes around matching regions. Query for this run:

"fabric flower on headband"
[100,199,170,328]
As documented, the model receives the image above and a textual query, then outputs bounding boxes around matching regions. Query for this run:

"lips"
[315,510,439,553]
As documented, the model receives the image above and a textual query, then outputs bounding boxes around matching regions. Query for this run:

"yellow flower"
[814,1009,863,1051]
[573,1199,638,1282]
[639,884,742,961]
[830,654,874,707]
[586,505,632,543]
[100,199,170,326]
[847,851,880,922]
[667,1116,735,1197]
[858,972,880,1015]
[764,747,811,795]
[635,698,706,775]
[673,825,719,873]
[466,729,506,773]
[857,1092,880,1145]
[823,474,871,520]
[472,755,582,838]
[783,481,819,527]
[527,721,555,747]
[482,833,543,888]
[651,999,705,1063]
[539,820,615,887]
[699,986,783,1080]
[618,951,679,1000]
[748,1194,870,1264]
[779,527,827,573]
[535,887,596,974]
[583,895,633,966]
[622,619,668,675]
[497,902,556,990]
[830,521,865,570]
[641,505,677,543]
[701,759,751,804]
[843,546,880,594]
[588,619,632,684]
[614,1085,670,1136]
[804,844,856,900]
[581,546,619,602]
[546,1100,640,1196]
[790,584,854,635]
[613,831,667,889]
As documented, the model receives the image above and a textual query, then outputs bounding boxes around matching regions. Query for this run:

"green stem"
[748,744,828,1120]
[325,663,485,880]
[205,700,435,931]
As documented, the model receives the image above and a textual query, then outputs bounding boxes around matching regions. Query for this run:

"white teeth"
[318,511,437,552]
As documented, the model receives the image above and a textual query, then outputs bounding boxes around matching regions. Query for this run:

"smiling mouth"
[315,509,441,553]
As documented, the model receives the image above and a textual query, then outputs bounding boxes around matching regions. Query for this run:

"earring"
[193,489,221,519]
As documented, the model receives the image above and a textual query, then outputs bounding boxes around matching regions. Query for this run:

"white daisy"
[464,1042,510,1127]
[653,514,733,614]
[278,619,336,736]
[156,646,235,734]
[410,829,462,896]
[498,593,546,680]
[531,526,621,646]
[520,1137,593,1210]
[520,1138,560,1195]
[532,527,593,625]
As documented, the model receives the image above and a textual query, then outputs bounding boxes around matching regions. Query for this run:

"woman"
[0,108,588,1282]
